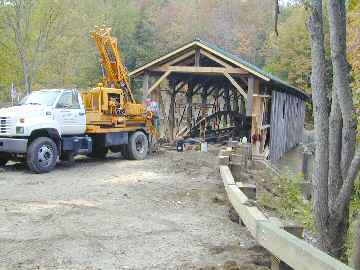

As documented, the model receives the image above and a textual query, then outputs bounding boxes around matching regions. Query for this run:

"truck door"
[54,90,86,135]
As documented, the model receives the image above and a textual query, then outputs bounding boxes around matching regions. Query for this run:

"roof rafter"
[223,72,248,101]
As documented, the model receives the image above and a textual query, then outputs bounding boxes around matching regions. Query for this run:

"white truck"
[0,89,151,173]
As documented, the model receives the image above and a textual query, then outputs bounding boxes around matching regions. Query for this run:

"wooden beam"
[223,72,247,100]
[169,78,177,141]
[220,162,352,270]
[130,41,198,77]
[130,40,271,81]
[152,66,248,75]
[186,83,193,133]
[175,81,186,93]
[200,49,234,69]
[193,84,203,95]
[206,86,215,94]
[165,50,196,66]
[257,221,353,270]
[147,71,172,96]
[195,48,201,67]
[143,71,149,99]
[226,184,267,237]
[220,166,236,185]
[247,76,255,116]
[195,42,270,81]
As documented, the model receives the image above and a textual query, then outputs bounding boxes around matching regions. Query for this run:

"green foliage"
[277,174,315,232]
[0,0,358,110]
[348,0,360,11]
[0,0,151,100]
[259,172,315,232]
[0,0,279,104]
[263,6,312,93]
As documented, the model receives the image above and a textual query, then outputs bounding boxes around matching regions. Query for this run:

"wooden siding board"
[270,91,305,162]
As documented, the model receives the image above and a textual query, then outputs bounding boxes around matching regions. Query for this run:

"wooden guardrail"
[219,162,353,270]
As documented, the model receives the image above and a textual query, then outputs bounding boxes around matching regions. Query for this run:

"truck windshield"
[20,91,61,106]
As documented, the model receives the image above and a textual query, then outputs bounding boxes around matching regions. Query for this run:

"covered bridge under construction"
[129,39,310,161]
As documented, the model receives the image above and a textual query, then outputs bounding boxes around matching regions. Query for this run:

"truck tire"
[88,146,108,159]
[0,152,10,166]
[27,137,58,174]
[128,131,148,160]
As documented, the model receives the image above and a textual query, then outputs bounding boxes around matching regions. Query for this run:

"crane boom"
[91,27,135,103]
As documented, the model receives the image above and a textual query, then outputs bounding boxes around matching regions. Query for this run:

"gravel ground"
[0,147,269,270]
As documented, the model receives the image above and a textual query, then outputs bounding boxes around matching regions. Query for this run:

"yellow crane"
[81,26,157,159]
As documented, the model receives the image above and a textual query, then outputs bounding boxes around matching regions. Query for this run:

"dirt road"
[0,147,269,270]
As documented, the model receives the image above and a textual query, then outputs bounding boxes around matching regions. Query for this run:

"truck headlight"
[16,127,24,134]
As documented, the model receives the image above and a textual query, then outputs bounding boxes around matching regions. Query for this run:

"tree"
[308,0,360,259]
[0,0,63,94]
[264,6,312,93]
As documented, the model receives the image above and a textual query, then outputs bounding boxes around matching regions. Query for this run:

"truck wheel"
[121,145,130,160]
[60,151,75,167]
[27,137,58,174]
[0,152,10,166]
[128,131,148,160]
[88,146,108,159]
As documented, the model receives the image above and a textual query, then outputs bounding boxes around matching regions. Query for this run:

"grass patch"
[258,171,315,233]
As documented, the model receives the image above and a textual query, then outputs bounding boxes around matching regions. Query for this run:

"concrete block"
[230,163,242,181]
[218,155,230,166]
[237,182,256,200]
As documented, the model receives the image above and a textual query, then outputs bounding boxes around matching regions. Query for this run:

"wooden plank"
[129,40,271,81]
[218,155,230,166]
[195,48,201,67]
[219,165,236,185]
[130,41,198,76]
[152,66,248,75]
[220,154,351,270]
[195,42,270,81]
[247,76,255,117]
[226,185,267,237]
[256,221,353,270]
[226,184,248,204]
[147,71,172,96]
[270,91,306,161]
[143,71,149,99]
[223,72,247,100]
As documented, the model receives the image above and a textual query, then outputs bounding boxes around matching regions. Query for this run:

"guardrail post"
[271,224,304,270]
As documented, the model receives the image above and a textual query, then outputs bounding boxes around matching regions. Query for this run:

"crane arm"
[91,27,135,103]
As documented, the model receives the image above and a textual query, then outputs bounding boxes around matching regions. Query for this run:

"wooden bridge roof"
[129,39,310,100]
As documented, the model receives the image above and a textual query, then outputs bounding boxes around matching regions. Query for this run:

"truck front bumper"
[0,138,28,153]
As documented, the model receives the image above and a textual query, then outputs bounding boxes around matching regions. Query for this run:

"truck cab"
[0,89,89,173]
